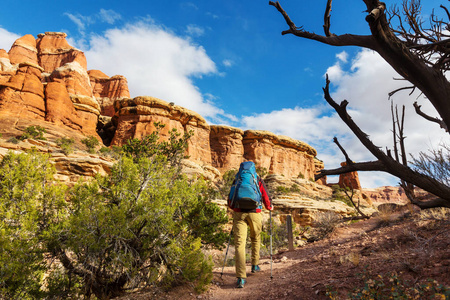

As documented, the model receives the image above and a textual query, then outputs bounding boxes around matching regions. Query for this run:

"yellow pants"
[233,211,262,278]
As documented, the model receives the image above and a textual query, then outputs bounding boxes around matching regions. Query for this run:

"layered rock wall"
[0,32,130,138]
[111,96,212,165]
[209,126,319,179]
[0,32,323,181]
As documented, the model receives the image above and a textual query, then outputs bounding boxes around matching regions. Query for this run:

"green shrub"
[19,125,46,140]
[7,137,19,144]
[55,137,75,155]
[0,151,67,299]
[81,135,99,153]
[0,125,228,299]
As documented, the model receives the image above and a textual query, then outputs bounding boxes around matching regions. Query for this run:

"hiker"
[227,161,273,288]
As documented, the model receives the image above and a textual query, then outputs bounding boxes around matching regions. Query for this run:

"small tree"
[0,152,67,299]
[47,127,228,298]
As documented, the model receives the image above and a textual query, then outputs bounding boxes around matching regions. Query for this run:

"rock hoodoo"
[0,32,129,138]
[0,32,324,181]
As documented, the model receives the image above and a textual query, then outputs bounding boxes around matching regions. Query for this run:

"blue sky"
[0,0,447,188]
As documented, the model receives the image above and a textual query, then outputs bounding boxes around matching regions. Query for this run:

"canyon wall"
[0,32,129,138]
[0,32,325,180]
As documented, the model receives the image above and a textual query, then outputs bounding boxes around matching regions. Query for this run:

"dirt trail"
[123,212,450,300]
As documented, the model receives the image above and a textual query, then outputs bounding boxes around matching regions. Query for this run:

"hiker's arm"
[259,179,273,210]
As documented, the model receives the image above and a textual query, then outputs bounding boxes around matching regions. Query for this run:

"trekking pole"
[270,210,273,279]
[221,229,233,278]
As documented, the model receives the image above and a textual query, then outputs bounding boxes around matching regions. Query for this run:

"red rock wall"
[0,32,130,138]
[210,125,244,173]
[111,96,212,165]
[338,161,362,190]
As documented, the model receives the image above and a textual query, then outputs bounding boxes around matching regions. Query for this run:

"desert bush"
[7,137,19,144]
[310,211,341,240]
[81,135,99,153]
[0,126,228,298]
[217,169,237,199]
[0,151,67,299]
[19,125,46,141]
[55,137,75,155]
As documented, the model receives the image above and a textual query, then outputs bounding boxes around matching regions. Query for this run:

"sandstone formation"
[8,34,38,65]
[0,62,46,120]
[111,96,212,164]
[210,125,244,172]
[0,32,129,138]
[243,130,317,180]
[209,126,320,180]
[338,161,362,190]
[36,32,87,72]
[88,70,130,117]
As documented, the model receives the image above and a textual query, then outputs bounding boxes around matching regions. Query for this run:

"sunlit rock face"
[243,130,317,180]
[0,32,130,139]
[111,96,212,165]
[210,125,244,173]
[88,70,130,117]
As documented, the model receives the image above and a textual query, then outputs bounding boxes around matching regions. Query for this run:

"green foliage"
[275,183,301,195]
[343,271,450,299]
[0,124,228,298]
[81,135,100,153]
[55,137,75,155]
[51,154,227,298]
[0,152,67,299]
[7,137,19,144]
[255,166,268,179]
[19,125,46,141]
[217,169,237,199]
[121,122,192,165]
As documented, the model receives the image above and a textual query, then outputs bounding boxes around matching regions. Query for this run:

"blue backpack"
[229,161,262,210]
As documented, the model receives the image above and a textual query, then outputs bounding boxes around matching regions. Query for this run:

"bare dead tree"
[270,0,450,208]
[269,0,450,132]
[317,76,450,208]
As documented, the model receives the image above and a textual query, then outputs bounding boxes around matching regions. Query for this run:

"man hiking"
[227,161,273,288]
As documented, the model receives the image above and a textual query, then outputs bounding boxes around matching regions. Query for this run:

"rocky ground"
[119,207,450,300]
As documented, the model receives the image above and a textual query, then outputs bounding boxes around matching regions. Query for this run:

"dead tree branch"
[323,0,335,37]
[269,1,377,48]
[413,101,448,132]
[317,75,450,208]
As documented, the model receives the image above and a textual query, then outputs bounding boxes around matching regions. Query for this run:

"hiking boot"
[236,277,246,288]
[251,265,261,273]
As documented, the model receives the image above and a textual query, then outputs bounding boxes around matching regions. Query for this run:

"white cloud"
[64,13,92,34]
[84,21,231,120]
[336,51,348,63]
[222,59,234,67]
[0,28,20,51]
[99,9,122,25]
[240,48,449,188]
[185,24,205,37]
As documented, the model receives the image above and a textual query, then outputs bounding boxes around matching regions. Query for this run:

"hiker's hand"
[268,206,273,211]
